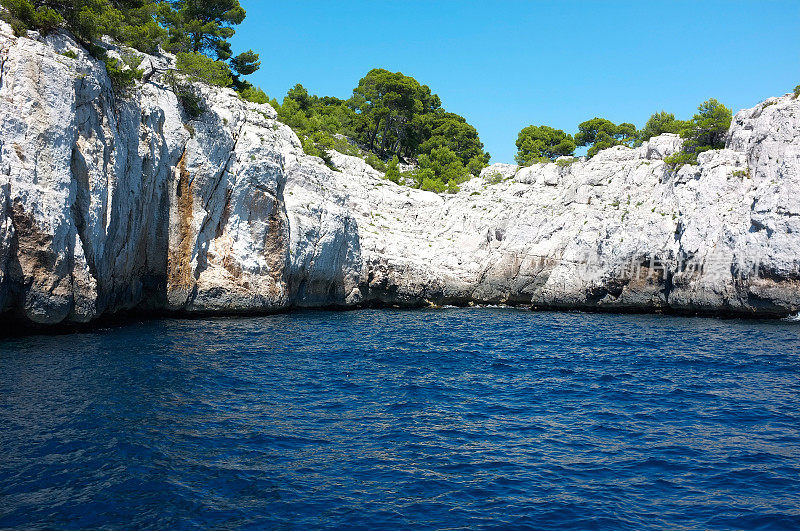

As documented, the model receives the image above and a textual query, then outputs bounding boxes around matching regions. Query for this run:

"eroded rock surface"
[2,24,799,327]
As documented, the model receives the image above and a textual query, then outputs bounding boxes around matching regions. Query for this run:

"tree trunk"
[380,116,392,154]
[369,119,381,152]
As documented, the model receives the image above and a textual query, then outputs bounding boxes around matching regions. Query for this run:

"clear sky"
[232,1,800,163]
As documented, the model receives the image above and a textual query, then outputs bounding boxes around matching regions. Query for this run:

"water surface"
[1,309,799,529]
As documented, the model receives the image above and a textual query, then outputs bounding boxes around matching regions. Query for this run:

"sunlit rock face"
[0,22,295,323]
[2,22,800,326]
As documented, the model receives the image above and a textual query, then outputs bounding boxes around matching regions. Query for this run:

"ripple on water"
[1,309,800,529]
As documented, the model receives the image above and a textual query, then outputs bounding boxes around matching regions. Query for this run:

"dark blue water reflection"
[1,309,800,529]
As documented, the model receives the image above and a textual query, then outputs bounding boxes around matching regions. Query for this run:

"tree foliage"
[162,0,259,78]
[638,111,686,143]
[418,111,488,167]
[269,71,488,192]
[345,69,488,169]
[665,98,732,167]
[575,117,638,158]
[175,51,231,86]
[238,84,268,104]
[515,125,576,165]
[350,68,440,158]
[415,146,469,190]
[115,1,167,54]
[163,0,239,58]
[466,155,486,177]
[680,98,731,151]
[0,0,262,97]
[230,49,259,75]
[0,0,62,36]
[385,156,400,183]
[0,0,175,50]
[275,84,358,163]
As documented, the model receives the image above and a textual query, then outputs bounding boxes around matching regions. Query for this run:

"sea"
[1,308,799,529]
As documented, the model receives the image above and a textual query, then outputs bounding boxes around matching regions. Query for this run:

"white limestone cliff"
[1,23,799,328]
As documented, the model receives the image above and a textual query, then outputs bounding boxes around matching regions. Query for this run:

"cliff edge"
[2,24,799,328]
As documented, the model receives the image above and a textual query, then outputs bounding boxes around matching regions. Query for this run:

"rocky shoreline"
[2,23,800,330]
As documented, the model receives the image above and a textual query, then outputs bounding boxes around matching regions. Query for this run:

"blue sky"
[233,1,800,163]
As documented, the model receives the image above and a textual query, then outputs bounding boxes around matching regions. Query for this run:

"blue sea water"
[1,308,800,529]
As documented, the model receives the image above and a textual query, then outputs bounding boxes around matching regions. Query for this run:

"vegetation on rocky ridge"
[514,99,732,170]
[0,0,262,93]
[515,125,576,165]
[271,71,490,192]
[664,98,732,168]
[0,1,749,186]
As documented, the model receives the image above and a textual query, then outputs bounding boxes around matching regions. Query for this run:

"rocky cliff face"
[2,25,799,328]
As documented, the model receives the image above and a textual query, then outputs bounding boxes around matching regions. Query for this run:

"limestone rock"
[2,23,800,327]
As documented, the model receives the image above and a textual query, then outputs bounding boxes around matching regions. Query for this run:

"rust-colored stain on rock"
[167,151,194,292]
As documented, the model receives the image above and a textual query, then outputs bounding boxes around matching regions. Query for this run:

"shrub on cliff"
[417,111,489,167]
[637,111,687,144]
[274,84,358,166]
[412,146,470,193]
[419,172,447,193]
[665,98,732,168]
[176,51,232,87]
[238,84,269,104]
[0,0,62,36]
[364,154,386,172]
[301,132,337,170]
[105,54,144,92]
[466,155,487,176]
[575,118,638,158]
[682,98,731,149]
[515,125,576,165]
[419,146,468,183]
[0,0,260,89]
[385,156,401,183]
